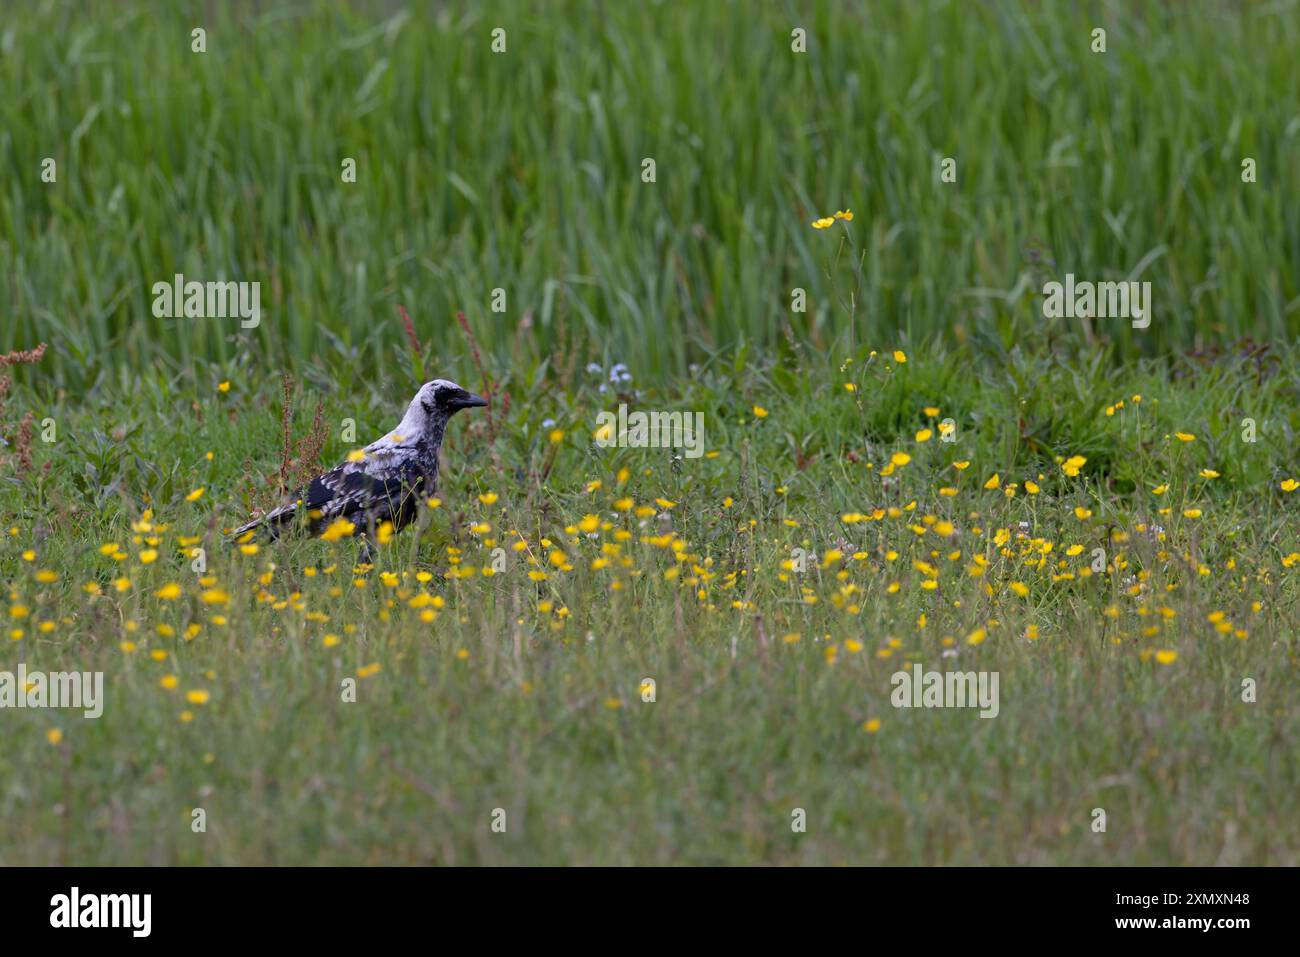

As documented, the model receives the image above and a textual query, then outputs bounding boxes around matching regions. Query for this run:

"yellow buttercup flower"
[1061,455,1087,477]
[320,519,356,542]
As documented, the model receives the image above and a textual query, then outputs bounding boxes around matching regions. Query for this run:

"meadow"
[1,0,1298,865]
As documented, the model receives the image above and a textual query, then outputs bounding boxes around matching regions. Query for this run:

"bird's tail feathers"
[230,501,305,546]
[226,517,266,545]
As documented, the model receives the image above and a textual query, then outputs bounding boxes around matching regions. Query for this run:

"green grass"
[1,344,1297,864]
[3,0,1299,386]
[2,0,1298,865]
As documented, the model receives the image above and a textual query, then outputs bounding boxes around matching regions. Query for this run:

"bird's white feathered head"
[395,379,487,436]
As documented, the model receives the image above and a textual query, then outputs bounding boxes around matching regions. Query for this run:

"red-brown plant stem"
[397,304,422,354]
[455,310,502,445]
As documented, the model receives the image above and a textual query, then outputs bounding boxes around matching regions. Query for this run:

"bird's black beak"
[457,392,488,410]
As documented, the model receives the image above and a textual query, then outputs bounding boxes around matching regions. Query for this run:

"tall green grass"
[3,0,1298,388]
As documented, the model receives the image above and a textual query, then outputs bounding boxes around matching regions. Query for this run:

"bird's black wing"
[252,448,428,537]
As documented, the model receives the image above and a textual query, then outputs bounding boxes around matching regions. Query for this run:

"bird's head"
[410,379,488,424]
[381,380,486,449]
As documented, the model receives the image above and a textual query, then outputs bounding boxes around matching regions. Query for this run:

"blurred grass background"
[2,0,1298,391]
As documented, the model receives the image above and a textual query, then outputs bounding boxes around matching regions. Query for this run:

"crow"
[230,379,486,558]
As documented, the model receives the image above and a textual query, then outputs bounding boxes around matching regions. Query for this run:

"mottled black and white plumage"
[230,379,486,552]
